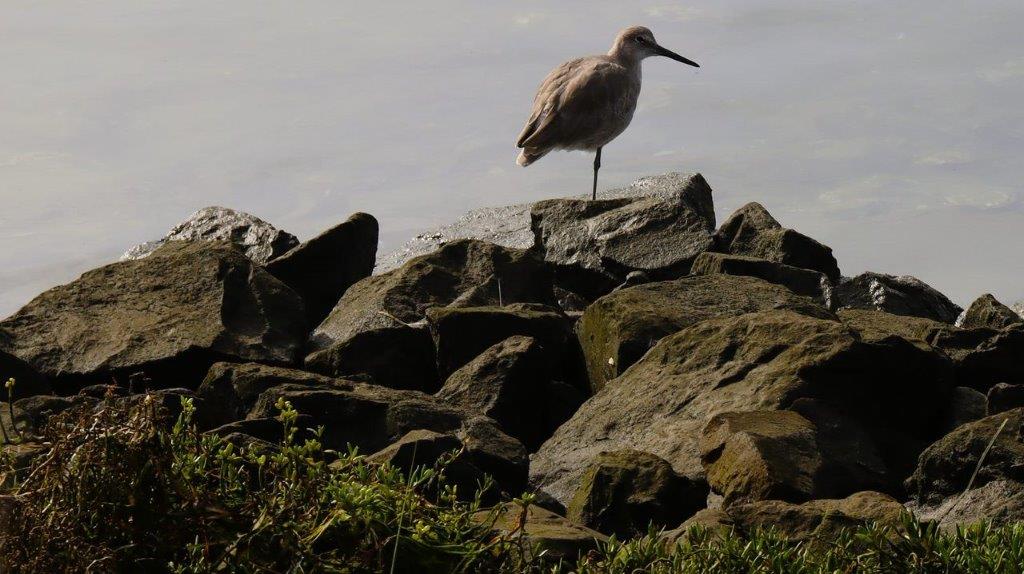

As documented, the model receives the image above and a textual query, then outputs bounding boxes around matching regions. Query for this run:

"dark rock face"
[699,410,888,506]
[309,239,554,352]
[575,274,833,392]
[668,491,904,542]
[832,272,962,323]
[911,480,1024,529]
[121,206,299,265]
[0,350,50,400]
[714,203,840,282]
[266,213,378,326]
[532,310,953,505]
[477,504,607,562]
[906,408,1024,505]
[837,309,1024,392]
[426,303,577,382]
[436,336,582,451]
[691,252,828,302]
[959,294,1022,330]
[944,386,988,432]
[304,325,438,392]
[931,325,1024,392]
[197,362,529,496]
[566,450,707,538]
[988,383,1024,415]
[196,362,345,427]
[366,427,528,499]
[0,242,306,392]
[530,175,715,295]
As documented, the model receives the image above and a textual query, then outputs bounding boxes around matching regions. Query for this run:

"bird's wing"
[516,57,629,151]
[516,57,589,148]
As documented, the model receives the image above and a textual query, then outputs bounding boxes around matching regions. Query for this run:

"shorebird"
[516,26,699,199]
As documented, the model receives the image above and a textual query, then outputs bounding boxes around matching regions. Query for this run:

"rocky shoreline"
[2,172,1023,552]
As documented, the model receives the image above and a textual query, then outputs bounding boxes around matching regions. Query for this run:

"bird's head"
[610,26,699,68]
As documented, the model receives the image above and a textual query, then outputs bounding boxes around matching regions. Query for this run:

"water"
[2,1,1023,317]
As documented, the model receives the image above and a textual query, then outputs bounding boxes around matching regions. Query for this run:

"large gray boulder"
[575,274,833,392]
[532,310,953,504]
[266,212,378,326]
[121,206,298,265]
[308,239,554,353]
[376,172,712,273]
[832,272,962,323]
[714,202,840,282]
[530,175,715,295]
[0,242,306,392]
[957,293,1023,330]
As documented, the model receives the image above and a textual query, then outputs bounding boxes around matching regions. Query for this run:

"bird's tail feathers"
[516,147,548,167]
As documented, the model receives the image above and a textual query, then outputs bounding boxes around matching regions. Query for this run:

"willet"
[516,26,699,199]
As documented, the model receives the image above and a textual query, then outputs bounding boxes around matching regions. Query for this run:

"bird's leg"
[592,147,602,201]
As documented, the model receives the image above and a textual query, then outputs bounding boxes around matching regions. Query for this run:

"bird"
[516,26,699,200]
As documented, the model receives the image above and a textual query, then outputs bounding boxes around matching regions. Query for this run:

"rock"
[367,430,510,502]
[667,491,903,542]
[958,294,1022,330]
[612,271,652,292]
[988,383,1024,415]
[566,450,707,538]
[376,172,712,273]
[0,349,50,400]
[714,202,840,282]
[530,176,715,294]
[266,213,378,326]
[838,309,1024,392]
[8,395,98,435]
[699,410,888,506]
[944,386,987,432]
[436,336,582,451]
[476,504,607,562]
[0,242,306,392]
[691,252,828,301]
[931,325,1024,392]
[121,206,298,265]
[906,408,1024,505]
[208,415,317,445]
[910,480,1024,529]
[426,303,576,381]
[304,325,438,392]
[309,239,554,353]
[532,310,953,505]
[203,362,529,495]
[832,272,962,323]
[576,274,833,392]
[196,362,348,427]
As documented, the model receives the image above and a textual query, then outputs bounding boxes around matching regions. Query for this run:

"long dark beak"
[653,43,699,67]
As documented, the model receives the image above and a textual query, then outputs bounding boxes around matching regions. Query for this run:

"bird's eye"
[634,36,645,43]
